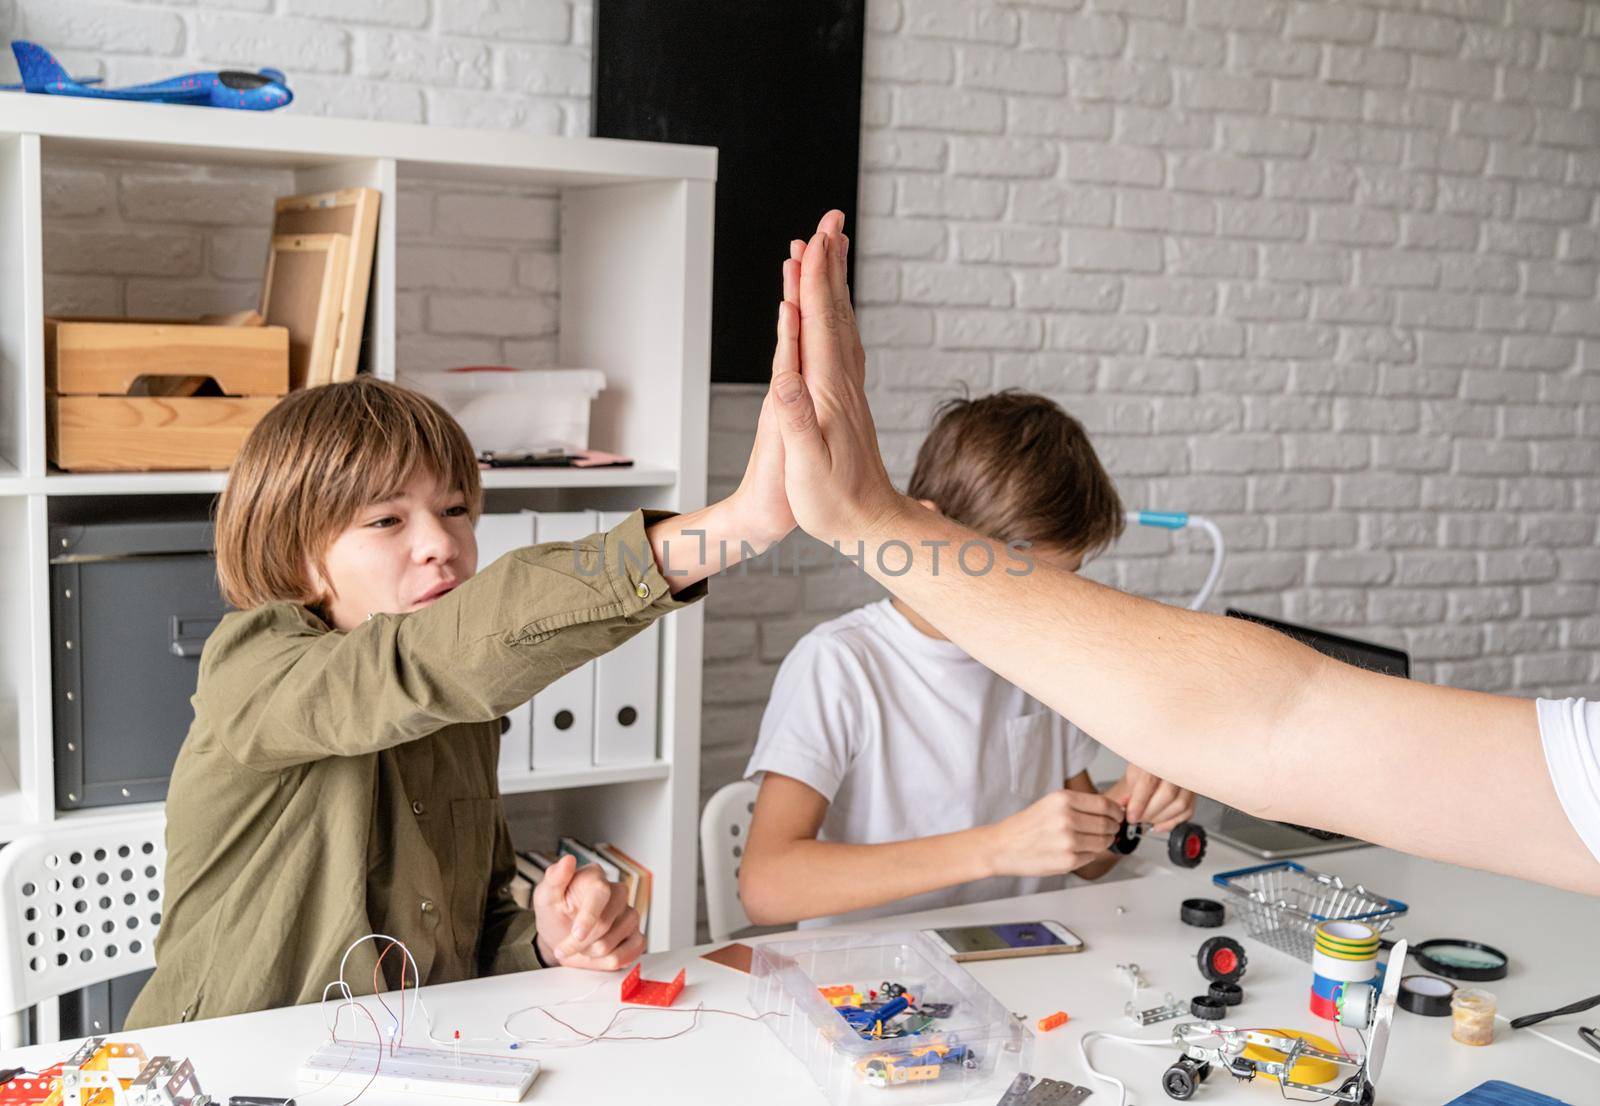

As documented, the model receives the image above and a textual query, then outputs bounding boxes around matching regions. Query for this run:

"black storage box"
[51,522,226,810]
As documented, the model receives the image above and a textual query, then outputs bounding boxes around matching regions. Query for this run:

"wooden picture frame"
[259,232,350,390]
[270,187,380,383]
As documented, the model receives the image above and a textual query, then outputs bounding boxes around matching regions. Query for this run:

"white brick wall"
[11,0,1598,936]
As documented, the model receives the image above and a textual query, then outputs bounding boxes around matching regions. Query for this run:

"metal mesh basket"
[1212,861,1408,962]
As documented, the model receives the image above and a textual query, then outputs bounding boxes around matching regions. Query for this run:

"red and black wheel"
[1197,936,1248,984]
[1168,822,1208,868]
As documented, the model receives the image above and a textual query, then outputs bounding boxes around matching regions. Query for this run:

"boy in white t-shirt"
[740,391,1196,927]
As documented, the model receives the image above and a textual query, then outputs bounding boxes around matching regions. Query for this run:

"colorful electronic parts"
[1035,1011,1070,1033]
[1,1038,155,1106]
[1180,898,1224,928]
[819,984,863,1007]
[1197,936,1248,984]
[853,1043,978,1089]
[619,963,686,1006]
[300,1041,538,1102]
[838,995,912,1037]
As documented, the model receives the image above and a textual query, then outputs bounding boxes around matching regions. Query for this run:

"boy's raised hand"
[769,211,905,547]
[532,853,644,971]
[985,788,1124,877]
[727,242,810,551]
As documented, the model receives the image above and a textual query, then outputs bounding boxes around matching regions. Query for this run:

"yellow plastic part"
[1240,1029,1341,1085]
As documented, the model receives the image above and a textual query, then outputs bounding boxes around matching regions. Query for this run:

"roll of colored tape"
[1309,988,1341,1020]
[1314,920,1380,953]
[1313,949,1379,984]
[1314,941,1381,960]
[1311,972,1344,1000]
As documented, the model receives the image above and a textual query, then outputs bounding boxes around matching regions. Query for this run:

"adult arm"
[766,212,1600,896]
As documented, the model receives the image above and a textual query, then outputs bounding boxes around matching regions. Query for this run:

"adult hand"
[985,789,1124,877]
[1110,765,1197,831]
[531,854,644,970]
[768,211,905,547]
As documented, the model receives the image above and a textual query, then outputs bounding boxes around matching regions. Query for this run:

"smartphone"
[923,921,1085,963]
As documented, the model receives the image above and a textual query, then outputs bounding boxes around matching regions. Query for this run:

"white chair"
[699,780,758,942]
[0,813,167,1048]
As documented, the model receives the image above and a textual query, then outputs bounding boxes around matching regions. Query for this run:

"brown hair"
[905,390,1124,555]
[214,377,482,609]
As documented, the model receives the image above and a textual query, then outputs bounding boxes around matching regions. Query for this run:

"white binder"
[529,511,601,771]
[474,512,536,777]
[593,511,661,765]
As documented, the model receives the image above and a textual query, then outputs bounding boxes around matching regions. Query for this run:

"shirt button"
[420,899,436,914]
[635,580,651,599]
[411,800,426,816]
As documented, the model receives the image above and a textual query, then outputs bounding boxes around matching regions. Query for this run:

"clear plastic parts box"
[749,932,1033,1106]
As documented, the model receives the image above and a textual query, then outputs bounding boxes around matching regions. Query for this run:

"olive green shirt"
[126,510,702,1029]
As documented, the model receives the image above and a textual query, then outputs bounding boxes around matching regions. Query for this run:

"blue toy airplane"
[5,41,292,110]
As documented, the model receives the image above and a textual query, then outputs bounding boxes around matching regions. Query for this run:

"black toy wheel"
[1180,897,1225,928]
[1208,980,1244,1006]
[1168,821,1208,868]
[1196,1061,1212,1081]
[1110,820,1143,855]
[1197,936,1248,983]
[1190,994,1228,1020]
[1162,1060,1199,1100]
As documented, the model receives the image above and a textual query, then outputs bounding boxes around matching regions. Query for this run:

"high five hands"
[765,211,906,550]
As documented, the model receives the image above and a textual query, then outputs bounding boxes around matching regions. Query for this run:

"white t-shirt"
[745,599,1100,927]
[1538,697,1600,865]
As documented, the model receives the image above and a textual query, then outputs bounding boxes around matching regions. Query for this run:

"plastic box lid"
[402,366,606,396]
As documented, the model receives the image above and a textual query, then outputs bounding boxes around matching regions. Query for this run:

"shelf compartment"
[498,759,669,796]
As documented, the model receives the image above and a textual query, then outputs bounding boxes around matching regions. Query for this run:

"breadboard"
[299,1041,540,1102]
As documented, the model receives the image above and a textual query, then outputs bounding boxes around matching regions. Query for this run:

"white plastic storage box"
[401,367,606,454]
[749,932,1032,1106]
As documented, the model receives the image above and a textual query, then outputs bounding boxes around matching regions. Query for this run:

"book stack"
[511,837,653,933]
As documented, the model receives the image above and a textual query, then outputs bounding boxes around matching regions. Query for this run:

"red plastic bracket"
[620,964,687,1007]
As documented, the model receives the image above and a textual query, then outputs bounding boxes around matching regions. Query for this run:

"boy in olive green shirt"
[131,343,800,1024]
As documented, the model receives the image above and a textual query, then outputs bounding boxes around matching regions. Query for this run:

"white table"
[7,842,1598,1104]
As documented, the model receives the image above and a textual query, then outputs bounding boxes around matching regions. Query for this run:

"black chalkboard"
[593,0,864,384]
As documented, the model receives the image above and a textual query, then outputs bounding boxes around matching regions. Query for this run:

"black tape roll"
[1180,898,1225,928]
[1398,974,1456,1017]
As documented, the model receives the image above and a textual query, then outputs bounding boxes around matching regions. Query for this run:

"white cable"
[1186,515,1225,612]
[1495,1013,1600,1068]
[1121,511,1227,611]
[1078,1029,1178,1106]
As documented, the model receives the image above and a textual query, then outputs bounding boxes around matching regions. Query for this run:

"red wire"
[372,941,398,1054]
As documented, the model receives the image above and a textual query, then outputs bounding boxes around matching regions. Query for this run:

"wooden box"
[46,318,290,472]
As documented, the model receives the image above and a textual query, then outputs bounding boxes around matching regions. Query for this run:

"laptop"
[1204,609,1412,860]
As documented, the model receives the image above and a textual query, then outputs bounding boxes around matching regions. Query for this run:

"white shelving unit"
[0,96,715,953]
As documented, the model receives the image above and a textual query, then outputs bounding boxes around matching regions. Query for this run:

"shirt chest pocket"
[1005,712,1057,795]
